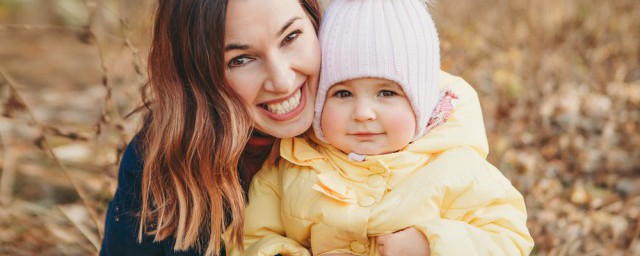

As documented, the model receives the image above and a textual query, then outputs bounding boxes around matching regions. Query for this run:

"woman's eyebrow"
[277,17,301,37]
[224,17,301,52]
[224,43,248,52]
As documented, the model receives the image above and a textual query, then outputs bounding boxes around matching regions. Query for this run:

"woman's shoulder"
[102,133,209,256]
[121,133,145,172]
[117,133,145,189]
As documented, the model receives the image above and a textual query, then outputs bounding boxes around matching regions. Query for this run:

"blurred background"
[0,0,638,255]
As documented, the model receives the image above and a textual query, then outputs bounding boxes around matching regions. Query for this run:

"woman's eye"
[379,90,397,97]
[281,30,302,46]
[228,56,253,68]
[333,90,352,98]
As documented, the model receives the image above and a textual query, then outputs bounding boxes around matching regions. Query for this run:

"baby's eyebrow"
[375,81,399,89]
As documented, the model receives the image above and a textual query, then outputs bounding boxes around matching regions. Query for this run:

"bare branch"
[0,119,17,206]
[58,205,100,252]
[0,68,103,239]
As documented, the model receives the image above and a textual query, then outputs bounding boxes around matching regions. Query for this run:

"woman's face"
[224,0,320,138]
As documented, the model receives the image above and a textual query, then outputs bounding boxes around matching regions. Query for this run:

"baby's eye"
[333,90,352,98]
[228,55,254,69]
[378,90,397,97]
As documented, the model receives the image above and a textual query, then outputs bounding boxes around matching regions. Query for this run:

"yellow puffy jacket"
[228,72,534,256]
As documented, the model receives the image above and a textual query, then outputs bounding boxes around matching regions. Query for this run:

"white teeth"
[264,88,302,115]
[287,95,296,106]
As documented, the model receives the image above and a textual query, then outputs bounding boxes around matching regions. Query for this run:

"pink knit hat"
[313,0,441,142]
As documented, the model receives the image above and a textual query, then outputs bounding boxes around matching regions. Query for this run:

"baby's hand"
[376,227,431,256]
[323,254,355,256]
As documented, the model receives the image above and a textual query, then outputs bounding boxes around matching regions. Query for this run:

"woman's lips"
[258,83,307,122]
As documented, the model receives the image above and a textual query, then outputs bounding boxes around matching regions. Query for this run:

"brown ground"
[0,0,638,255]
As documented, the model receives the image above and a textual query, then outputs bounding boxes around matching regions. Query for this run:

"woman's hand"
[376,227,431,256]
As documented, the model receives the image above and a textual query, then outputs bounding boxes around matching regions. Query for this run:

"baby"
[231,0,534,255]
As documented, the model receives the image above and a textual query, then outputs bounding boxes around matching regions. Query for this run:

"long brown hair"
[139,0,321,255]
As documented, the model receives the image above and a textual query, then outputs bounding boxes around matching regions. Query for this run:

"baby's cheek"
[321,106,349,149]
[389,110,417,136]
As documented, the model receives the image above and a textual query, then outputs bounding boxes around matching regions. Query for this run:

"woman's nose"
[264,56,296,94]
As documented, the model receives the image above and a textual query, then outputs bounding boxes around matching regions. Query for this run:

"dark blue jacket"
[100,136,218,256]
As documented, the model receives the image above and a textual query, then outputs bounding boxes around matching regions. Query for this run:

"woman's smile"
[258,82,305,120]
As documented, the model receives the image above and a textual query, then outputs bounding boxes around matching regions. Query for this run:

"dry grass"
[0,0,638,255]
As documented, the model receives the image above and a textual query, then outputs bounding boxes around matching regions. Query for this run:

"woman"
[100,0,430,255]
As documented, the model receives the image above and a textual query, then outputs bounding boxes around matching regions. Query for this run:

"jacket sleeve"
[227,164,310,256]
[413,147,534,256]
[100,135,167,256]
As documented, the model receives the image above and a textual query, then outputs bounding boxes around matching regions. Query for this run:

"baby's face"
[321,78,416,155]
